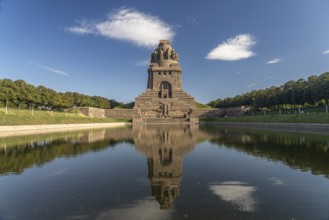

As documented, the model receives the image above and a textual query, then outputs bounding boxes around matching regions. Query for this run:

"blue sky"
[1,0,329,103]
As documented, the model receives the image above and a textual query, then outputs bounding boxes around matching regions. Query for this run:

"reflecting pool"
[1,124,329,219]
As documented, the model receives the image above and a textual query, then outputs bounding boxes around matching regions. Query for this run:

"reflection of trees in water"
[2,123,329,210]
[201,125,329,179]
[0,124,208,209]
[0,128,133,175]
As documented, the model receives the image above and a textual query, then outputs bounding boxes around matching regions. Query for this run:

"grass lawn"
[201,113,329,124]
[0,108,130,125]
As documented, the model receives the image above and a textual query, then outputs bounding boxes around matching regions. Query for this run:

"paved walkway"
[0,123,129,137]
[205,122,329,133]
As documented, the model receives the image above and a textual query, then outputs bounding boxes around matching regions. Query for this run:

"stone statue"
[159,49,163,60]
[153,50,159,62]
[174,53,179,61]
[167,48,171,59]
[156,102,172,118]
[170,49,175,60]
[163,104,169,117]
[137,105,142,116]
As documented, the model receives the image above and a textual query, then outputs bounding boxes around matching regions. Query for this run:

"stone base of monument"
[133,90,198,123]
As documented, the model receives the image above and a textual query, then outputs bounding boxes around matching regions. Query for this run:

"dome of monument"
[150,40,179,67]
[158,40,172,52]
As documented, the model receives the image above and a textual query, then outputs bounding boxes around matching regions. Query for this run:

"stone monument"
[75,40,244,120]
[134,40,198,123]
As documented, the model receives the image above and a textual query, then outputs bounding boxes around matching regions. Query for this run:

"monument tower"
[134,40,197,123]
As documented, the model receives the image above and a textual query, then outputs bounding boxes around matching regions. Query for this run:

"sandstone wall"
[223,106,246,117]
[193,108,224,118]
[192,106,246,118]
[75,107,138,119]
[76,107,105,118]
[105,109,139,119]
[74,106,246,120]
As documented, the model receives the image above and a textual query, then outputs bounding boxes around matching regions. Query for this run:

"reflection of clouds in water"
[271,177,284,186]
[95,198,172,220]
[209,181,257,212]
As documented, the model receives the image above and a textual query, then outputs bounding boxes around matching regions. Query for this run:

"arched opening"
[158,81,172,98]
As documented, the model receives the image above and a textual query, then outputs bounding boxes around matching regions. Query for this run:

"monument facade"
[133,40,198,123]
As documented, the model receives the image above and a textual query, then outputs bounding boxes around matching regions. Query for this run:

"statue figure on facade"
[170,49,175,59]
[166,48,171,59]
[137,105,142,117]
[151,49,158,63]
[163,103,169,117]
[158,103,169,118]
[159,48,163,60]
[155,102,175,118]
[185,108,193,119]
[174,52,179,61]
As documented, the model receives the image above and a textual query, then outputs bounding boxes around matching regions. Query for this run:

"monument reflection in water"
[1,125,329,219]
[133,124,201,209]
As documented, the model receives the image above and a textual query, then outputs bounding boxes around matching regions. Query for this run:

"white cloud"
[135,59,150,67]
[65,19,95,35]
[66,8,174,48]
[267,58,282,64]
[209,181,257,212]
[28,61,70,76]
[206,34,256,61]
[323,49,329,54]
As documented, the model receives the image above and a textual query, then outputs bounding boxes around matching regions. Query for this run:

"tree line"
[0,78,121,110]
[208,72,329,110]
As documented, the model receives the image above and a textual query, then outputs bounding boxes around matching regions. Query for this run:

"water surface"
[1,124,329,220]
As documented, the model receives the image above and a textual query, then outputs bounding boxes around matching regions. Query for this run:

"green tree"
[0,79,19,107]
[306,75,320,106]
